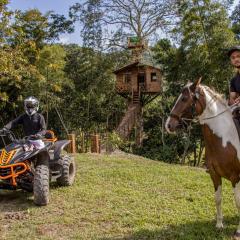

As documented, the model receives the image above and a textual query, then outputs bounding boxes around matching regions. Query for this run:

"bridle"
[169,85,204,125]
[170,85,238,125]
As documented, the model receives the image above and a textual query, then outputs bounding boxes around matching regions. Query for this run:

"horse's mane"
[200,84,228,106]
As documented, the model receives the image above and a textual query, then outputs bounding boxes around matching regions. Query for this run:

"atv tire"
[57,155,76,186]
[33,160,49,206]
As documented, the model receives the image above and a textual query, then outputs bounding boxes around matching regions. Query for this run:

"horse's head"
[165,77,206,133]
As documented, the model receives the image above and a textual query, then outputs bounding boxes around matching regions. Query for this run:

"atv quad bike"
[0,129,76,206]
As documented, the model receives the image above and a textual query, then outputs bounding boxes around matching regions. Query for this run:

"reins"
[196,87,238,121]
[200,103,238,120]
[174,86,239,123]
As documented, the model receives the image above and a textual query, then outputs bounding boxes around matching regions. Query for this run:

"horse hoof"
[233,231,240,240]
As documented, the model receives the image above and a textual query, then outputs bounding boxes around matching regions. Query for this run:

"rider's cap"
[227,46,240,57]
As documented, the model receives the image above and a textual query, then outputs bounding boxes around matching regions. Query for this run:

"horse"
[165,77,240,239]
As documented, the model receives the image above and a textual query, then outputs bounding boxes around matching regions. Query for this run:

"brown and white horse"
[165,78,240,239]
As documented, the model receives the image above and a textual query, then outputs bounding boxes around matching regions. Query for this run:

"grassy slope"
[0,153,238,240]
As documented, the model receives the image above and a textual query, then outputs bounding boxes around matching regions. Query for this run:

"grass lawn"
[0,153,238,240]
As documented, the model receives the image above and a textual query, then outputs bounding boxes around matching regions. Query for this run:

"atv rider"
[1,96,46,149]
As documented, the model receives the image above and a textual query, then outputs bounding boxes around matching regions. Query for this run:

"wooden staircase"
[116,92,141,139]
[132,91,140,104]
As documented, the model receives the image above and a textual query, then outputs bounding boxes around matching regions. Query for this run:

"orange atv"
[0,129,76,206]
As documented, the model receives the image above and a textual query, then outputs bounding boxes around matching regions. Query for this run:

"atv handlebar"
[0,129,17,142]
[0,129,45,146]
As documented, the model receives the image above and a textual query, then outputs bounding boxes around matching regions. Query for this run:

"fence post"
[68,133,76,154]
[91,134,100,153]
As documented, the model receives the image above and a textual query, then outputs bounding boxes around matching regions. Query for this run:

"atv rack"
[0,162,29,186]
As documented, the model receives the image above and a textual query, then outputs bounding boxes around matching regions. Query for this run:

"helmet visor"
[25,101,37,109]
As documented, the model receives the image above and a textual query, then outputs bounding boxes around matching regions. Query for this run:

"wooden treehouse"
[114,37,162,146]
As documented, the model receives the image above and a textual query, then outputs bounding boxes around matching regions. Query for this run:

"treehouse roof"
[114,50,161,74]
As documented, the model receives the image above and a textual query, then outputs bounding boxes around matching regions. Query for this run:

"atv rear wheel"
[57,155,76,186]
[33,159,49,206]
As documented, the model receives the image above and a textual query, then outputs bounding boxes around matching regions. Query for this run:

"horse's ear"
[190,77,202,91]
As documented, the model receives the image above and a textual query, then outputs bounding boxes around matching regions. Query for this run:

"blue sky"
[8,0,82,44]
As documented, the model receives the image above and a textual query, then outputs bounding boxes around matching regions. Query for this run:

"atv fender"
[52,140,71,160]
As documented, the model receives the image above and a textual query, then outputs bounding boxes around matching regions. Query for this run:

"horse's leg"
[209,171,223,229]
[215,184,223,229]
[233,180,240,238]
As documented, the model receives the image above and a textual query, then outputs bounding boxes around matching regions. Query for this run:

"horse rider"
[1,96,46,149]
[228,46,240,106]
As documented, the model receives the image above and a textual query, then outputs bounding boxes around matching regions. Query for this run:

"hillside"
[0,153,238,240]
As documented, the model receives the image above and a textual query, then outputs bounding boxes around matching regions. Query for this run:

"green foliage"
[0,0,13,44]
[136,0,238,164]
[231,2,240,39]
[173,0,236,89]
[134,97,190,163]
[47,13,74,41]
[70,0,102,49]
[0,5,73,128]
[36,45,73,106]
[103,131,125,152]
[61,44,126,132]
[0,3,43,118]
[10,9,74,64]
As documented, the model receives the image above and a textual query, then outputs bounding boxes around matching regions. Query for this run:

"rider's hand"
[0,127,8,133]
[234,97,240,104]
[30,134,42,139]
[35,134,42,139]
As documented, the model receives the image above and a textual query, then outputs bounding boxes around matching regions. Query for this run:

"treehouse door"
[138,72,146,91]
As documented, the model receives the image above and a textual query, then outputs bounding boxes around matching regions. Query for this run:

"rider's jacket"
[4,113,46,137]
[230,72,240,93]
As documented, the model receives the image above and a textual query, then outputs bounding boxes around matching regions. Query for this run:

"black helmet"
[227,46,240,57]
[24,96,39,116]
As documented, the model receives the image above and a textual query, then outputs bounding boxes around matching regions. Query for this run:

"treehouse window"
[124,73,131,83]
[151,72,157,82]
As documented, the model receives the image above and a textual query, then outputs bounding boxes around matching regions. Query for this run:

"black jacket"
[230,73,240,93]
[4,113,46,137]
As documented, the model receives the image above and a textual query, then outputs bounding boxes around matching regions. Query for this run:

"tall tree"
[173,0,236,89]
[62,44,125,131]
[70,0,177,49]
[35,45,72,107]
[10,9,74,63]
[231,2,240,39]
[0,2,43,123]
[70,0,102,49]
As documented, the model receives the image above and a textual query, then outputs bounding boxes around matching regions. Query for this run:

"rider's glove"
[30,134,42,139]
[35,133,42,139]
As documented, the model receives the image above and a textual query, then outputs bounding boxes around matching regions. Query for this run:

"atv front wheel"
[33,160,49,206]
[57,155,76,186]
